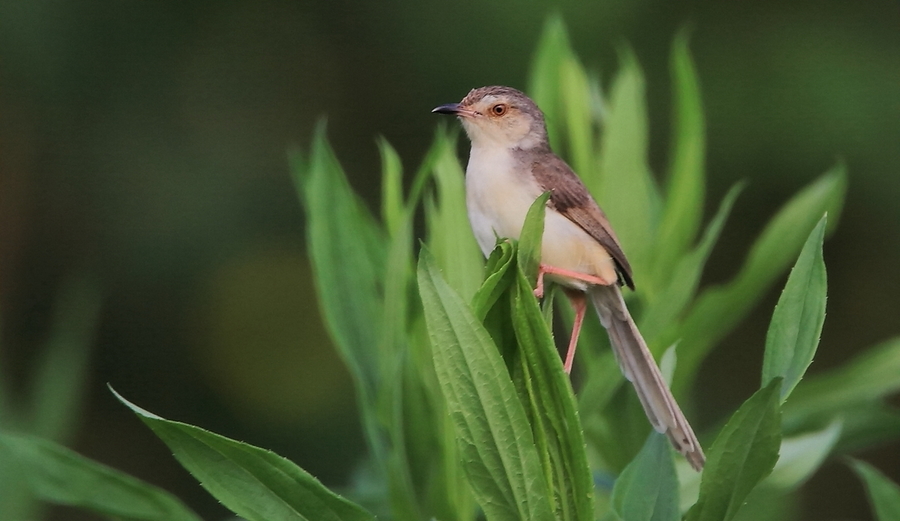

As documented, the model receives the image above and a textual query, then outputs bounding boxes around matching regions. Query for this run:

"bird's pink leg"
[563,290,587,374]
[533,263,613,298]
[531,264,611,372]
[534,268,547,298]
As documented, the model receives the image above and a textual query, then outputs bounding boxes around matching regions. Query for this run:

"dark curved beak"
[432,103,461,115]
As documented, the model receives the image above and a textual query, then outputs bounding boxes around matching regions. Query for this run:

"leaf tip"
[108,384,164,420]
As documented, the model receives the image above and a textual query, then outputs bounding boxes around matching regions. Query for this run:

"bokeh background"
[1,1,898,520]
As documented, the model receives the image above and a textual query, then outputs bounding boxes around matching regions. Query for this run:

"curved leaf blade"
[113,389,376,521]
[686,379,782,521]
[641,182,744,341]
[672,166,846,391]
[511,269,594,521]
[417,250,555,521]
[292,124,386,403]
[528,15,572,152]
[425,133,484,301]
[765,420,841,489]
[594,49,660,280]
[611,433,679,521]
[762,215,828,401]
[517,192,551,283]
[0,431,201,521]
[784,337,900,432]
[655,28,706,279]
[851,459,900,521]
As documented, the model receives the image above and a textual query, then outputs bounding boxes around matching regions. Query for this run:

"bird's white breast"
[464,145,618,289]
[465,145,541,257]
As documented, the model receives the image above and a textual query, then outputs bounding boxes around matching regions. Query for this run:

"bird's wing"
[530,153,634,289]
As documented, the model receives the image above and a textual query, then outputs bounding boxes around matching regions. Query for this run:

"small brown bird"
[433,85,705,471]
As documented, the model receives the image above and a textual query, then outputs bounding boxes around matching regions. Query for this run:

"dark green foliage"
[3,16,898,521]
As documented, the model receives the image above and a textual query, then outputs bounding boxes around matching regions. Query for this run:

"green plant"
[0,276,101,521]
[2,16,900,521]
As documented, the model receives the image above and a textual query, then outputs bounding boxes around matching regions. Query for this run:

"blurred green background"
[0,1,898,520]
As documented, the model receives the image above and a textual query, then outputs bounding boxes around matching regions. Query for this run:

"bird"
[432,85,705,471]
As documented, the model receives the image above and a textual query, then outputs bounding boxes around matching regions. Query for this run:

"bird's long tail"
[589,284,706,471]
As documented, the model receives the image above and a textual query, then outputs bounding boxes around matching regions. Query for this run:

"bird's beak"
[432,103,475,118]
[432,103,461,115]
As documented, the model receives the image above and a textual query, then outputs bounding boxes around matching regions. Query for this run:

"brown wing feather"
[528,152,634,289]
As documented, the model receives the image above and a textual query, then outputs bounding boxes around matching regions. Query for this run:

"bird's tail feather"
[589,285,706,471]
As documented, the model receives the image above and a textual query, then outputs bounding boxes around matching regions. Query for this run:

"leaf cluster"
[3,16,900,521]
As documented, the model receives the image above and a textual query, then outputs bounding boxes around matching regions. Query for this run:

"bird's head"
[433,86,549,150]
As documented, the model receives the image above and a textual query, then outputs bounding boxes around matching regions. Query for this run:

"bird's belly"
[465,151,617,289]
[541,210,618,289]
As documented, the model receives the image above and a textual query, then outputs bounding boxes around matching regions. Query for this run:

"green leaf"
[292,123,386,405]
[292,126,407,514]
[654,28,706,281]
[379,217,426,521]
[784,336,900,431]
[560,56,595,177]
[0,276,103,521]
[517,192,551,283]
[425,131,484,301]
[510,267,594,521]
[641,182,744,342]
[594,48,661,282]
[417,250,555,521]
[408,125,453,209]
[113,389,376,521]
[471,241,517,321]
[686,378,782,521]
[0,431,202,521]
[671,166,846,392]
[378,137,405,237]
[527,17,599,178]
[765,420,841,489]
[28,276,102,442]
[729,486,797,521]
[850,459,900,521]
[762,215,828,401]
[611,433,679,521]
[528,14,572,152]
[832,405,900,453]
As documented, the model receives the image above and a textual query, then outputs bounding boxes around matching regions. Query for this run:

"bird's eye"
[491,104,508,116]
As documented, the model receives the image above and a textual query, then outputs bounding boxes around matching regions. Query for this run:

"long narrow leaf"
[114,389,376,521]
[418,250,555,521]
[765,420,841,489]
[28,276,102,442]
[641,182,744,342]
[0,431,201,521]
[528,15,571,152]
[685,379,782,521]
[671,166,846,392]
[560,56,595,177]
[784,336,900,431]
[510,195,593,521]
[851,459,900,521]
[425,133,484,301]
[511,270,594,521]
[762,215,828,401]
[380,215,426,521]
[517,192,551,283]
[654,28,706,279]
[292,124,386,402]
[594,49,660,282]
[611,433,679,521]
[378,138,405,237]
